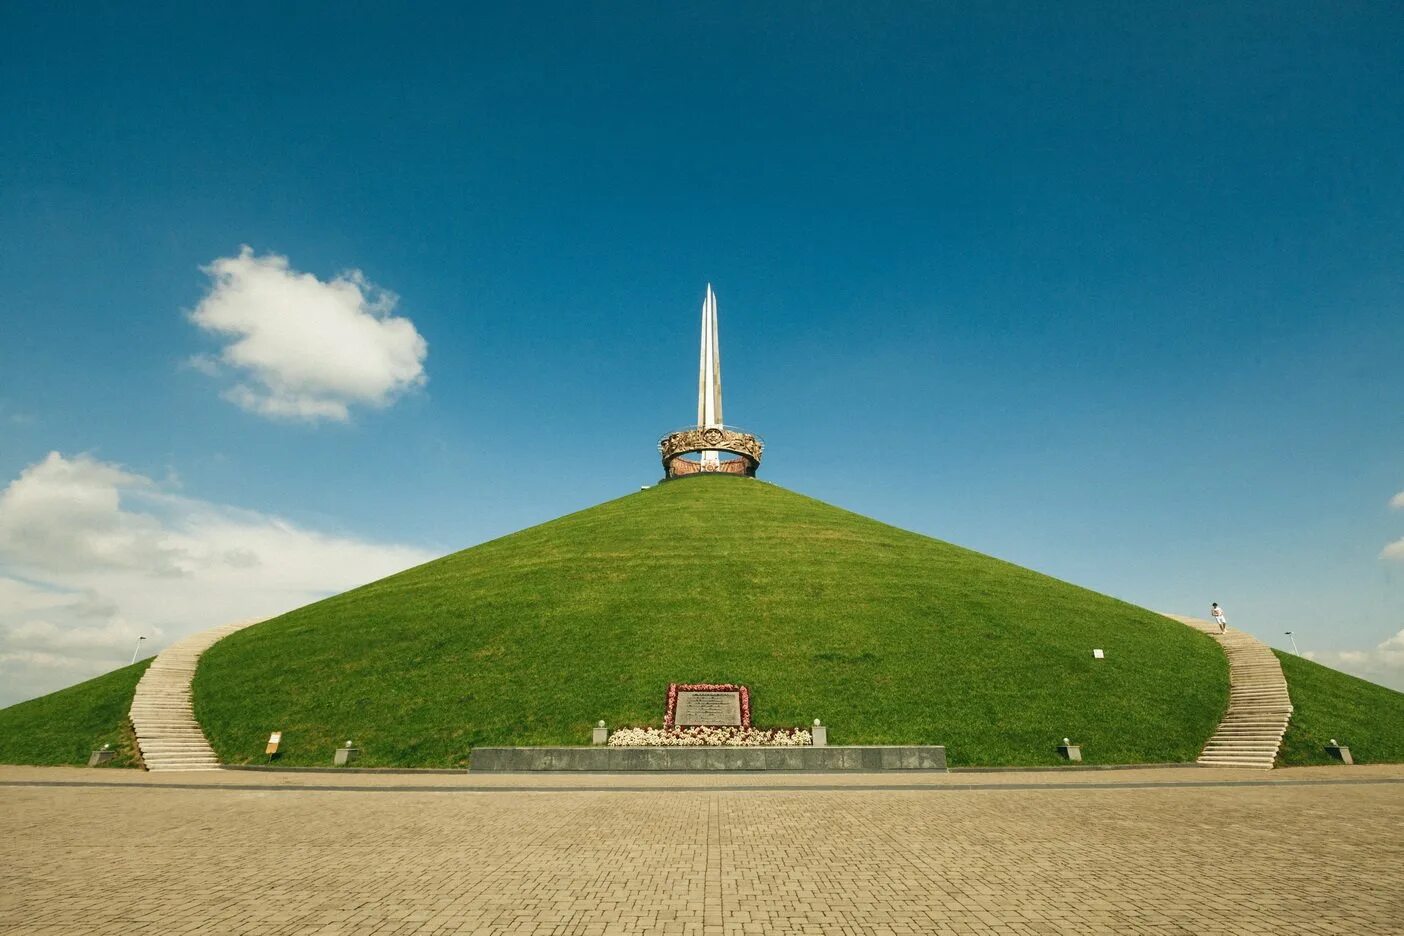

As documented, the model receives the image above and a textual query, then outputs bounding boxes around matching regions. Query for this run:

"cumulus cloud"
[189,247,428,422]
[0,452,435,706]
[1384,491,1404,561]
[0,453,185,574]
[1304,629,1404,691]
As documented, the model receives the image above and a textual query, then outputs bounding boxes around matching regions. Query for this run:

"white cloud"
[0,452,435,706]
[1381,490,1404,560]
[1304,629,1404,692]
[189,247,428,422]
[0,453,186,574]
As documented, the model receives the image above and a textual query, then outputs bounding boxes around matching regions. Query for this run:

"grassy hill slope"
[196,476,1228,767]
[1276,651,1404,765]
[0,659,150,766]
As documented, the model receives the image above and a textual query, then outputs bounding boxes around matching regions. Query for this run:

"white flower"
[606,727,814,747]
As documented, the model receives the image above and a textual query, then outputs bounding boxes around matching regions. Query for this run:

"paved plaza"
[2,765,1401,935]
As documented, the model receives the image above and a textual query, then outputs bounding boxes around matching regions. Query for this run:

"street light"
[130,635,147,665]
[1284,631,1299,655]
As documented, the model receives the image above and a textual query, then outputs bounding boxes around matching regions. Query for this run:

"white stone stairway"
[129,619,263,771]
[1164,614,1293,769]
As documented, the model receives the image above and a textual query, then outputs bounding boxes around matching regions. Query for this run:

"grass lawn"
[0,659,150,767]
[196,476,1228,768]
[1276,651,1404,765]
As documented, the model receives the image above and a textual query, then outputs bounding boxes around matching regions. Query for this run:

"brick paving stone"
[0,766,1400,934]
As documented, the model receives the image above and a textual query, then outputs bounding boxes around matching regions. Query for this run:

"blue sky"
[1,3,1402,702]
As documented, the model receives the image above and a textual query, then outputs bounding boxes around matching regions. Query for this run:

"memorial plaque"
[664,683,752,728]
[675,690,743,726]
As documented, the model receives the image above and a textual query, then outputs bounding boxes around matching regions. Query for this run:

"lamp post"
[1284,631,1299,655]
[130,635,147,665]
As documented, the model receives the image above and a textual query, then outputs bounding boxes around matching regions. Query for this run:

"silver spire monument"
[697,284,723,467]
[658,285,764,479]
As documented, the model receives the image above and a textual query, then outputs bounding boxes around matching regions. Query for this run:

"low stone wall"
[469,745,947,772]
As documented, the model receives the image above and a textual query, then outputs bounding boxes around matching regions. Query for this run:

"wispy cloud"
[1385,490,1404,561]
[0,400,36,426]
[1304,629,1404,692]
[0,452,434,705]
[188,247,429,422]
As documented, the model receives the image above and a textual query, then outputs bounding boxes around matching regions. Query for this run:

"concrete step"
[136,747,216,761]
[1221,714,1290,721]
[1210,731,1286,738]
[144,752,220,760]
[147,766,222,772]
[1209,733,1286,740]
[1199,754,1277,762]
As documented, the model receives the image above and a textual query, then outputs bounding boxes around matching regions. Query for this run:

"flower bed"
[607,726,813,747]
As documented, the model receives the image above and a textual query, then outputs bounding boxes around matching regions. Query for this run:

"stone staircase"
[1163,614,1292,769]
[129,618,263,771]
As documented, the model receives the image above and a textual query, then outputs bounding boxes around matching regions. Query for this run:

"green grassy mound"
[1276,651,1404,765]
[196,476,1227,768]
[0,660,150,767]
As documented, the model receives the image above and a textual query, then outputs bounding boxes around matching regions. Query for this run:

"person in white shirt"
[1211,602,1227,633]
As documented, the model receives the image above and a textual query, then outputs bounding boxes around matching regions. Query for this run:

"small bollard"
[1058,738,1082,762]
[88,743,115,767]
[592,720,609,745]
[1325,739,1353,765]
[811,719,828,747]
[334,740,360,766]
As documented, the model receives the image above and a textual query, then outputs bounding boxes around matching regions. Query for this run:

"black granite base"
[469,745,947,772]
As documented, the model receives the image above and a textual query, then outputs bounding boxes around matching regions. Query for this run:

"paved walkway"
[2,765,1401,935]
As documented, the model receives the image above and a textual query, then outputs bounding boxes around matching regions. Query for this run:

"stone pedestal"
[334,746,360,766]
[87,749,115,767]
[592,725,609,745]
[470,745,947,772]
[1326,744,1353,765]
[1058,743,1082,762]
[811,724,828,747]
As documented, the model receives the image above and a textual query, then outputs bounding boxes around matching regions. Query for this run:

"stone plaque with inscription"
[664,683,752,728]
[675,690,743,726]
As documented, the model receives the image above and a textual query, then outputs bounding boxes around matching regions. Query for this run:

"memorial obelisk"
[697,284,723,468]
[658,286,764,479]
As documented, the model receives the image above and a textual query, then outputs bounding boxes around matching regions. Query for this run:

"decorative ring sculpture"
[659,426,764,479]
